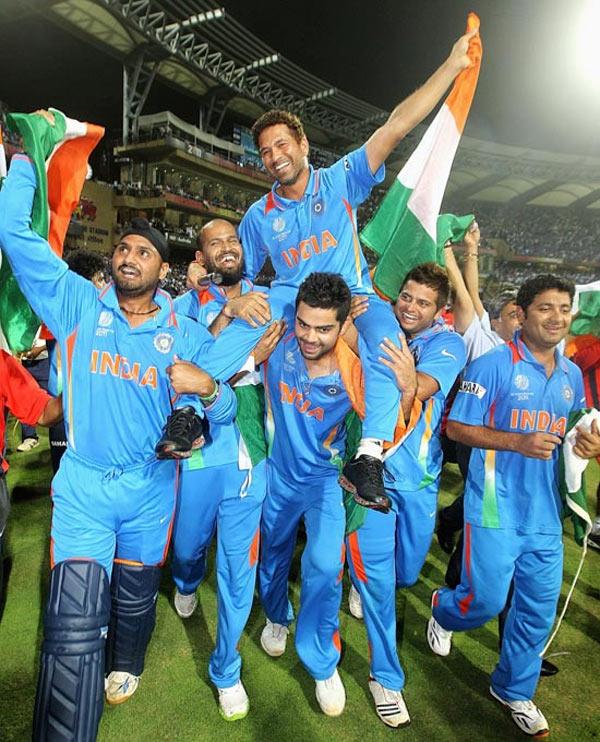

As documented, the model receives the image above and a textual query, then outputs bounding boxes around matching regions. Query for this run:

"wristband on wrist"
[464,252,479,259]
[200,380,219,406]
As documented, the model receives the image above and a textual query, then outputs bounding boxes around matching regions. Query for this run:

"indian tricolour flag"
[0,109,104,351]
[571,279,600,337]
[361,13,482,301]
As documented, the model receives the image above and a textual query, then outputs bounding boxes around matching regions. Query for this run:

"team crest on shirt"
[514,374,529,391]
[313,198,324,216]
[154,332,174,354]
[98,311,113,328]
[273,217,286,233]
[325,385,342,396]
[562,385,573,402]
[285,350,296,367]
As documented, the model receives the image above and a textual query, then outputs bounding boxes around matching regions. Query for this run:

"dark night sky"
[1,0,600,157]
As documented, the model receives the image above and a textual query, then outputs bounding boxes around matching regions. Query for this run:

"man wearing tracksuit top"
[428,275,586,738]
[170,218,272,721]
[204,28,478,511]
[345,263,465,728]
[0,151,235,741]
[258,272,353,718]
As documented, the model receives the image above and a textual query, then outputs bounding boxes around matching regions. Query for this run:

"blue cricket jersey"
[240,145,384,293]
[174,279,266,473]
[0,156,236,469]
[263,332,351,484]
[449,331,585,534]
[384,320,466,490]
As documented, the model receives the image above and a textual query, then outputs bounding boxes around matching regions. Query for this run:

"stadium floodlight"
[161,8,225,34]
[575,0,600,89]
[243,54,279,72]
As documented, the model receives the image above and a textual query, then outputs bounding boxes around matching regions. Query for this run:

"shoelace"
[167,408,198,437]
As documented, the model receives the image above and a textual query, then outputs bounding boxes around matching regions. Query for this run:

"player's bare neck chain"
[119,304,160,316]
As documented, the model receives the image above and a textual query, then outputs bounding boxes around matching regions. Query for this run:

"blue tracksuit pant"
[51,448,178,576]
[433,523,563,701]
[259,465,346,681]
[206,285,400,441]
[171,461,266,688]
[346,481,438,690]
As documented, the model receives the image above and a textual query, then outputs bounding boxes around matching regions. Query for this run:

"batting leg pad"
[33,559,110,742]
[105,563,161,677]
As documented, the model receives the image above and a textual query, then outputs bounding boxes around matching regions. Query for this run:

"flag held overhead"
[362,14,482,302]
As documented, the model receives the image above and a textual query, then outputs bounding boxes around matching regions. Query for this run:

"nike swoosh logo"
[441,349,456,359]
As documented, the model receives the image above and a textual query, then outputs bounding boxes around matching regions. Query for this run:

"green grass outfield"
[1,425,599,741]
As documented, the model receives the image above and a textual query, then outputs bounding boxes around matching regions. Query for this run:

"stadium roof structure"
[9,0,600,210]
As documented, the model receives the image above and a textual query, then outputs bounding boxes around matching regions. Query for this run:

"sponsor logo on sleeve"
[459,379,487,399]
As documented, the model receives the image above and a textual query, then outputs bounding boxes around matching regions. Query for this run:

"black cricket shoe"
[435,517,457,555]
[155,406,207,459]
[340,455,391,513]
[540,659,559,677]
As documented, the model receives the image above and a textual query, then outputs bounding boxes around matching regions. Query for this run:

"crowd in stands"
[451,202,600,264]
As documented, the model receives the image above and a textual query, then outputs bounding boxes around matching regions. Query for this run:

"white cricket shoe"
[260,619,289,657]
[368,679,410,728]
[348,584,363,619]
[17,437,39,452]
[174,589,197,618]
[427,591,453,656]
[105,671,140,705]
[218,680,249,721]
[315,669,346,717]
[490,686,550,737]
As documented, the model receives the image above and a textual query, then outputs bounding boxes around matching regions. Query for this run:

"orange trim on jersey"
[264,191,277,215]
[507,340,521,364]
[114,557,144,567]
[332,629,342,653]
[347,531,368,583]
[458,523,475,615]
[249,527,260,567]
[98,281,113,300]
[197,288,215,306]
[341,197,363,288]
[159,462,180,566]
[158,288,178,328]
[64,328,78,447]
[337,543,346,583]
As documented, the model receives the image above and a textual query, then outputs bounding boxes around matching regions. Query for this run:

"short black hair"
[295,272,351,324]
[401,263,450,309]
[252,109,305,149]
[516,274,575,313]
[66,250,106,281]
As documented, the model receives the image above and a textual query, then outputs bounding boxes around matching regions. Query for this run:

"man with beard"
[427,275,586,737]
[170,218,284,721]
[0,139,236,739]
[204,28,479,513]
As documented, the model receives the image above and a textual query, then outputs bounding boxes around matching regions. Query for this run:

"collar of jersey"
[197,278,255,303]
[408,316,448,345]
[267,166,318,211]
[99,282,178,329]
[511,331,569,374]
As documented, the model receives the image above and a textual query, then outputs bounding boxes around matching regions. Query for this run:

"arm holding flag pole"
[365,23,480,173]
